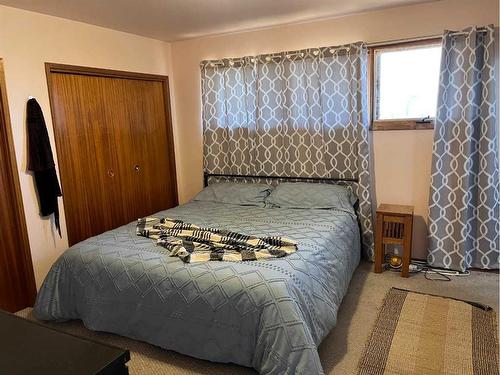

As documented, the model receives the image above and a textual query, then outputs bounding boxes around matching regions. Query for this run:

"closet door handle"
[107,169,115,178]
[134,164,140,172]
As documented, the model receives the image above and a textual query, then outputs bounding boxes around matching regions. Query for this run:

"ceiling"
[0,0,437,42]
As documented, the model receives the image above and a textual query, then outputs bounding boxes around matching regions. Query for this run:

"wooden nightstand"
[374,204,414,278]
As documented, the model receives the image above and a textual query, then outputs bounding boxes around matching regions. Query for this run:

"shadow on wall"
[27,171,60,249]
[412,215,428,261]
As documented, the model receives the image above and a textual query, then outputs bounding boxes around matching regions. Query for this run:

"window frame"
[369,38,442,131]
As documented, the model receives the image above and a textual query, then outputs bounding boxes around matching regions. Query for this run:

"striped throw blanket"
[136,217,297,263]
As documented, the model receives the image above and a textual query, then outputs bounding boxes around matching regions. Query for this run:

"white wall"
[0,5,175,287]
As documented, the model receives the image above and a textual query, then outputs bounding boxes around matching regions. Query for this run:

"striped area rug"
[358,288,499,375]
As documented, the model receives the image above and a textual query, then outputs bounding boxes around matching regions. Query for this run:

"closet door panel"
[50,73,126,245]
[99,77,139,219]
[120,79,177,219]
[138,81,178,215]
[47,65,178,246]
[101,77,176,220]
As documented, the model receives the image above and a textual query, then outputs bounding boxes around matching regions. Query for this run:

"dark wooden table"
[0,309,130,374]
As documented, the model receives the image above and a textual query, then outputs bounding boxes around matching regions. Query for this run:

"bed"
[34,178,361,375]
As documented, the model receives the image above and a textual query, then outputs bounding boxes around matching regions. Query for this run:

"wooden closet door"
[103,78,177,220]
[47,65,178,246]
[0,61,36,312]
[49,73,127,245]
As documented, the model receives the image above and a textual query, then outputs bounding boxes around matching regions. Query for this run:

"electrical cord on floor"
[424,268,452,281]
[383,259,470,281]
[411,261,470,281]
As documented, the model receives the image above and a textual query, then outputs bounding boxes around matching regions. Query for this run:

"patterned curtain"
[200,42,375,259]
[428,26,499,271]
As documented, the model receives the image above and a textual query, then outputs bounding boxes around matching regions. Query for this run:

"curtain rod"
[367,28,488,48]
[204,28,489,66]
[367,34,439,48]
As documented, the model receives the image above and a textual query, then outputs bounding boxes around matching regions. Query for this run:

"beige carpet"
[358,288,499,375]
[17,262,499,374]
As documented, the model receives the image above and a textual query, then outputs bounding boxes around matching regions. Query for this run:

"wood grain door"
[46,64,178,246]
[102,76,177,220]
[0,61,36,312]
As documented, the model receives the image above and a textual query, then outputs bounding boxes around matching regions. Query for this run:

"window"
[370,40,442,130]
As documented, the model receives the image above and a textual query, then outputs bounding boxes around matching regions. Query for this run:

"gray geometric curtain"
[428,26,499,271]
[201,42,375,259]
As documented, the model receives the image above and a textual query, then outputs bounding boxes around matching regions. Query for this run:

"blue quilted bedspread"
[34,201,360,375]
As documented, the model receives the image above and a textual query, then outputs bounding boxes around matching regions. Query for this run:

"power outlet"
[409,264,420,272]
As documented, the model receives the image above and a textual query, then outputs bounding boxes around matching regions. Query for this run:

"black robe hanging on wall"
[27,98,62,236]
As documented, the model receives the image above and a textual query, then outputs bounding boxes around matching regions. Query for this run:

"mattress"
[34,200,361,374]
